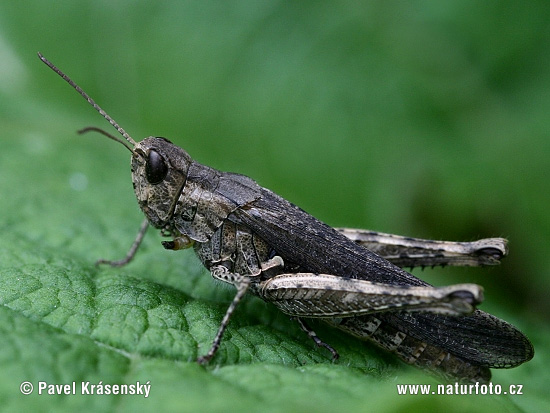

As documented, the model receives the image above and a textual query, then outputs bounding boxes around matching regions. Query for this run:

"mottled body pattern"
[39,53,533,383]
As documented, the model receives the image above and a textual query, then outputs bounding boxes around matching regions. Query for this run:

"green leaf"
[1,1,548,412]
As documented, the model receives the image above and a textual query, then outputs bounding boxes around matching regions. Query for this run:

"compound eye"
[145,150,168,184]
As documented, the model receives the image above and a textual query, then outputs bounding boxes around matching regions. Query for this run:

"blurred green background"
[0,1,548,412]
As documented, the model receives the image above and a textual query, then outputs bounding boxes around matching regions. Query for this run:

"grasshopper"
[39,53,533,383]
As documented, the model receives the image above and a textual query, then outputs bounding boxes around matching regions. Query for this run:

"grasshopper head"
[37,53,193,230]
[131,137,192,228]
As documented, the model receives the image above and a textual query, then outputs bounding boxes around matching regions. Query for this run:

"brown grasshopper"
[39,53,533,383]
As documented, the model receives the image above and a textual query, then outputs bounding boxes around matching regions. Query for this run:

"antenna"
[37,52,137,150]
